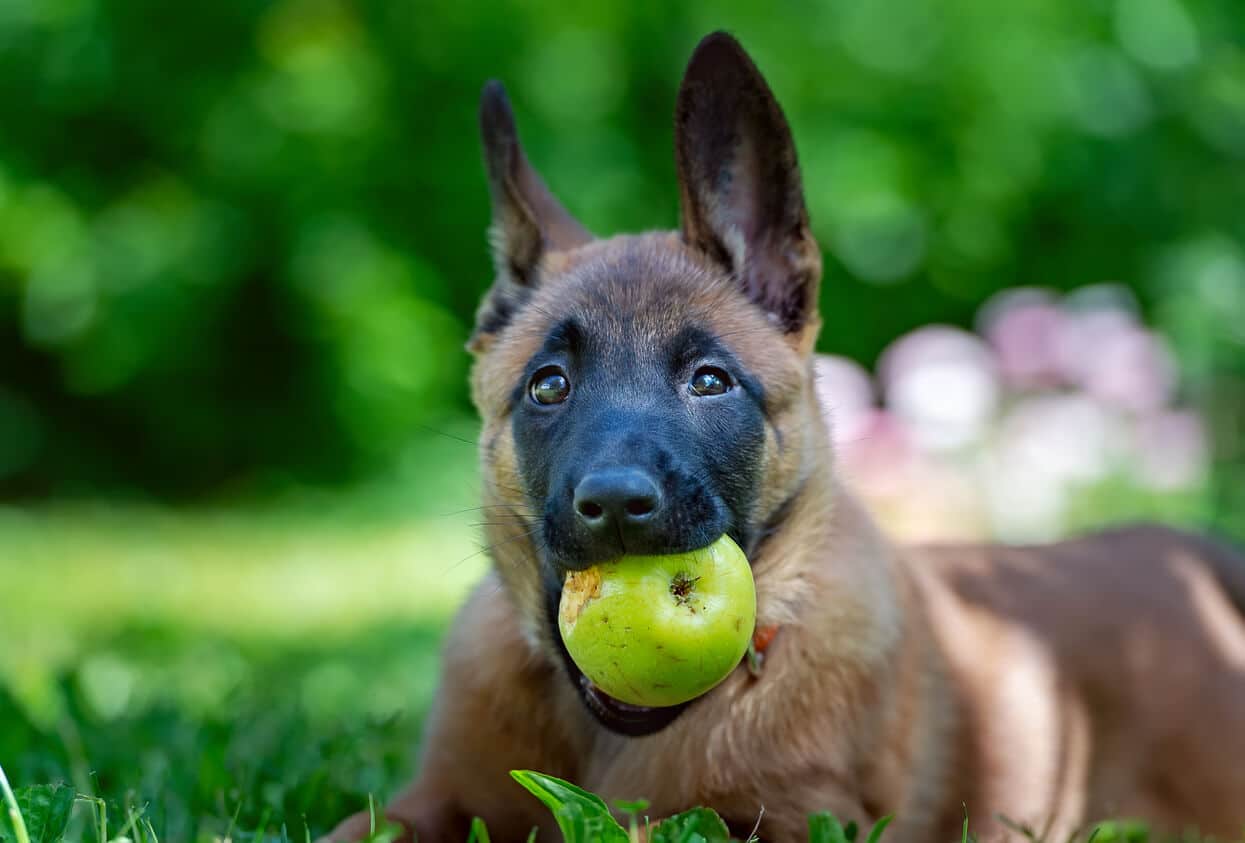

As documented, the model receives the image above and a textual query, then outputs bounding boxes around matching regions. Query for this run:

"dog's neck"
[746,399,904,649]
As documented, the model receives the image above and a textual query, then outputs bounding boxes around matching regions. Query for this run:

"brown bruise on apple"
[559,567,602,634]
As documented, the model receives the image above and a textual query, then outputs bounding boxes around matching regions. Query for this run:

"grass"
[0,439,491,841]
[0,760,1166,843]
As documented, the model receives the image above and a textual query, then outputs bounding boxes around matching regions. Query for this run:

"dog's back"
[908,525,1245,839]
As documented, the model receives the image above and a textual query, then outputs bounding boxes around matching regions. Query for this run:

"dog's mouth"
[540,517,761,737]
[568,654,691,736]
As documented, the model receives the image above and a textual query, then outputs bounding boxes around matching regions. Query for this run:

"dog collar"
[745,623,781,677]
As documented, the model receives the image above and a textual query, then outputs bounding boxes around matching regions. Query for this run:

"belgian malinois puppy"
[326,31,1245,843]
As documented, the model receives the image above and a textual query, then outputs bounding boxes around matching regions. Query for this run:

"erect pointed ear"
[675,32,822,340]
[471,81,592,352]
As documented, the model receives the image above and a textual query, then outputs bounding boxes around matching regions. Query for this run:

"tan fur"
[324,35,1245,843]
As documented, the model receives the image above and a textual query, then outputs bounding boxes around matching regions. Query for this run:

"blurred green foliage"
[0,0,1242,519]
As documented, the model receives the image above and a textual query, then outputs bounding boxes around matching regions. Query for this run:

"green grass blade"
[0,764,30,843]
[864,815,894,843]
[222,798,244,843]
[466,817,491,843]
[996,815,1040,843]
[74,795,106,843]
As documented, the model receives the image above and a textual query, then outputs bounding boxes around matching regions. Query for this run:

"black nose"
[573,468,662,530]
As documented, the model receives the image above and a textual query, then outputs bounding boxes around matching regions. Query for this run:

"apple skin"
[558,534,756,708]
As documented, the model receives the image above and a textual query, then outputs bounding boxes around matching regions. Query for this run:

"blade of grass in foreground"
[0,763,30,843]
[466,817,491,843]
[864,815,894,843]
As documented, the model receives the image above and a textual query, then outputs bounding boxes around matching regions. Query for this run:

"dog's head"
[468,32,826,735]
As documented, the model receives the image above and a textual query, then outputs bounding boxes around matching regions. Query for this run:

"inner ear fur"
[471,80,592,351]
[674,32,822,336]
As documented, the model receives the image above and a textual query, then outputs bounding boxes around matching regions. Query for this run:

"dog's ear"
[471,81,592,352]
[675,32,822,341]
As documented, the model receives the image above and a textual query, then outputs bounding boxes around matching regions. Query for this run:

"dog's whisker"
[469,520,539,530]
[449,525,542,570]
[411,421,477,446]
[445,503,538,516]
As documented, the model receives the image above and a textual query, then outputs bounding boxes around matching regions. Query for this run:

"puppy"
[325,31,1245,843]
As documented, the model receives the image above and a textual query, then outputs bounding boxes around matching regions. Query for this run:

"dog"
[325,31,1245,843]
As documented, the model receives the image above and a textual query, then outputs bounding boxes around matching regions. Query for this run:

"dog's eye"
[530,366,571,405]
[689,366,732,397]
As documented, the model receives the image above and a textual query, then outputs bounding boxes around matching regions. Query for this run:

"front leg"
[321,575,588,842]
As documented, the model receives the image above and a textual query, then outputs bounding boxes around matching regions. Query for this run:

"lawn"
[0,443,490,842]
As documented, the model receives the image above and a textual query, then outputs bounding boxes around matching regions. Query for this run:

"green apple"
[558,534,756,708]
